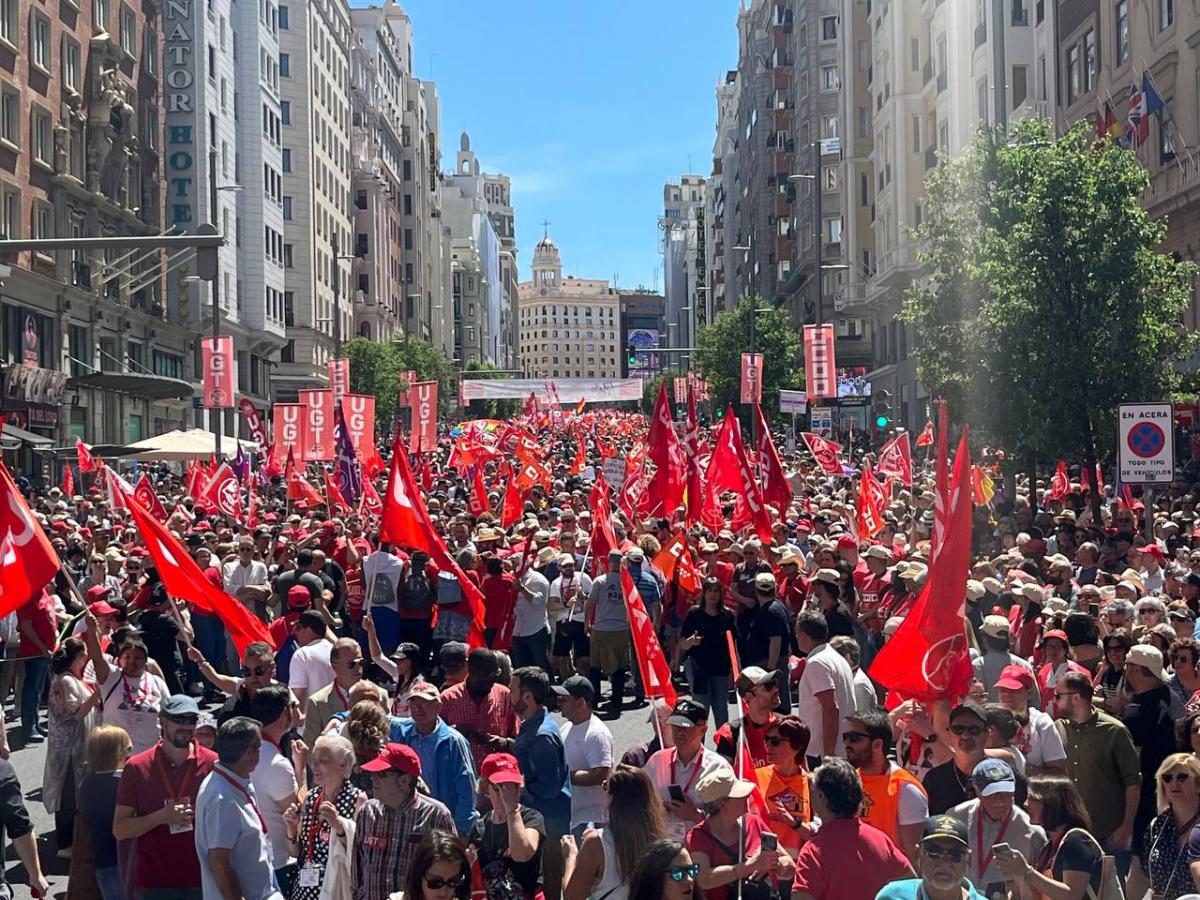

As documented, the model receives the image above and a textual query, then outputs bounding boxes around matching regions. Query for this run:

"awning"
[1,422,53,449]
[125,428,258,461]
[66,371,194,401]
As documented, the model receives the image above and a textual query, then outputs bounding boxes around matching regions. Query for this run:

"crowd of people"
[3,409,1200,900]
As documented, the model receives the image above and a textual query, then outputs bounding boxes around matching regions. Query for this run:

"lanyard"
[155,744,196,801]
[216,768,268,835]
[304,788,326,862]
[672,749,705,796]
[976,812,1012,879]
[122,673,150,708]
[333,682,349,709]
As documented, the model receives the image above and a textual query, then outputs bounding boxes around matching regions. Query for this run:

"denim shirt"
[513,708,572,831]
[392,717,479,836]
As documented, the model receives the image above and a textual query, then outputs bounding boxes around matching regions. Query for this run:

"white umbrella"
[126,428,258,461]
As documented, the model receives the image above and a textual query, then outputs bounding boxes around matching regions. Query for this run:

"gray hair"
[312,733,356,775]
[1109,599,1136,618]
[829,635,861,667]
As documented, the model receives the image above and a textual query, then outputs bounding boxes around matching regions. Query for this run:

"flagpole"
[725,630,746,900]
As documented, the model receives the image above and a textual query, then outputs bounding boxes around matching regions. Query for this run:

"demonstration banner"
[341,393,375,455]
[803,324,836,400]
[272,403,305,461]
[201,336,235,409]
[397,370,417,407]
[298,389,336,461]
[409,381,438,454]
[328,358,351,406]
[239,398,269,447]
[740,353,762,404]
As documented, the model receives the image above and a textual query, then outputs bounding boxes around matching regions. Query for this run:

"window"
[281,148,291,171]
[0,0,14,46]
[33,202,51,241]
[821,115,839,138]
[283,291,294,326]
[820,15,837,41]
[283,244,293,267]
[1066,44,1080,103]
[1083,30,1096,93]
[1,187,18,239]
[280,101,290,124]
[283,196,292,219]
[69,325,90,376]
[279,52,289,76]
[823,216,843,244]
[31,109,51,165]
[1115,1,1129,65]
[910,37,919,72]
[912,115,921,153]
[144,29,157,74]
[1012,0,1028,25]
[278,4,288,28]
[32,13,50,70]
[977,79,989,125]
[93,0,108,33]
[821,65,839,91]
[64,38,80,91]
[280,340,295,364]
[858,106,869,138]
[1160,0,1173,30]
[152,350,183,378]
[121,5,136,55]
[1011,65,1028,109]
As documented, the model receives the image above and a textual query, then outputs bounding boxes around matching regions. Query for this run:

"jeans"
[192,613,227,677]
[21,655,49,735]
[686,660,731,729]
[95,865,127,900]
[511,627,551,673]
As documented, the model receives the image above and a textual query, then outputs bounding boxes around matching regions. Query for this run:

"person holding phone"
[644,697,732,841]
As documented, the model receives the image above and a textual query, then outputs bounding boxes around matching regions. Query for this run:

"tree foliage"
[642,368,685,411]
[462,359,521,420]
[694,296,803,418]
[902,120,1197,484]
[344,336,456,416]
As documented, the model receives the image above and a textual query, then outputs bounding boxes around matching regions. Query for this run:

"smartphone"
[761,832,778,852]
[1089,602,1100,617]
[669,784,687,804]
[993,843,1013,857]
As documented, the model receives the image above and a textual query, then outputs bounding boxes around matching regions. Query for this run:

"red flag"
[62,465,74,498]
[500,464,525,529]
[468,466,489,517]
[653,532,701,594]
[915,421,934,447]
[324,470,350,514]
[76,439,96,473]
[285,451,325,507]
[418,455,434,493]
[707,409,773,543]
[869,428,974,702]
[246,477,260,529]
[125,496,272,654]
[684,383,703,526]
[1049,460,1069,501]
[930,400,950,563]
[617,458,649,520]
[133,474,168,521]
[621,569,677,707]
[800,432,843,476]
[753,404,792,511]
[645,383,686,519]
[587,474,621,574]
[569,431,587,476]
[856,459,888,539]
[359,479,384,518]
[185,460,207,502]
[379,429,486,648]
[0,462,60,615]
[201,463,243,520]
[876,432,913,487]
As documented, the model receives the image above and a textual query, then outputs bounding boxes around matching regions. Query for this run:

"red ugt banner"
[341,394,375,455]
[740,353,763,405]
[201,336,235,409]
[803,325,836,400]
[239,399,269,447]
[298,389,336,461]
[397,370,417,408]
[272,403,305,461]
[409,381,438,454]
[328,358,351,406]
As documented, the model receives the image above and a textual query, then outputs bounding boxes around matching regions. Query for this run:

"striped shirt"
[350,792,454,900]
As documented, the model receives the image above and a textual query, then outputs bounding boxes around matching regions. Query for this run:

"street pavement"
[4,687,722,900]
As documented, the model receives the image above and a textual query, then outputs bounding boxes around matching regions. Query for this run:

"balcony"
[974,22,986,47]
[937,70,947,93]
[923,59,933,85]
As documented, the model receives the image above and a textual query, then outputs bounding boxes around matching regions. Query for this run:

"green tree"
[902,120,1197,516]
[344,336,456,416]
[642,368,684,411]
[694,296,803,418]
[462,359,521,420]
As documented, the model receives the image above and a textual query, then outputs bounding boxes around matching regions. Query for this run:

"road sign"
[779,390,807,415]
[810,406,833,439]
[1119,402,1175,484]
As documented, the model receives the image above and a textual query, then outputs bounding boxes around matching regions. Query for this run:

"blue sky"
[386,1,739,291]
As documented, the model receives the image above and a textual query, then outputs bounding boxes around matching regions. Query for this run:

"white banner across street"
[458,378,643,405]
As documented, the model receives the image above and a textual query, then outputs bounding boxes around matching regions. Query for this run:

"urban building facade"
[662,175,706,357]
[619,290,666,376]
[518,236,620,379]
[706,71,739,320]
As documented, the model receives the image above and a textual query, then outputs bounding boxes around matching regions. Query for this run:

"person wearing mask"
[249,685,304,894]
[402,831,473,900]
[993,664,1066,774]
[972,616,1033,703]
[301,636,363,748]
[1052,671,1141,864]
[554,674,613,840]
[586,550,634,717]
[391,680,478,836]
[78,725,131,900]
[794,610,856,766]
[714,667,780,767]
[353,743,455,900]
[469,752,548,900]
[645,696,733,842]
[440,647,520,769]
[875,816,984,900]
[562,765,668,900]
[737,573,793,715]
[511,666,572,899]
[791,759,914,900]
[676,577,737,729]
[844,708,928,862]
[922,703,991,815]
[114,694,217,899]
[195,717,282,900]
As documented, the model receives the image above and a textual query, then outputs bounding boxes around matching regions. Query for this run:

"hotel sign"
[164,0,199,322]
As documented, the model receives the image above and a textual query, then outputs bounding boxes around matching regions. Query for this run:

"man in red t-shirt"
[481,556,518,647]
[114,695,217,899]
[714,666,780,766]
[18,588,58,742]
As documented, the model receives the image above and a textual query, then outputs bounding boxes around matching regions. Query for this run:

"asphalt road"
[4,686,730,900]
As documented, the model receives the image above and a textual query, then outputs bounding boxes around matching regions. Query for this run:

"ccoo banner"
[298,389,336,461]
[272,403,305,460]
[409,381,438,454]
[803,325,836,400]
[201,336,235,409]
[328,358,350,406]
[341,393,375,454]
[740,353,763,405]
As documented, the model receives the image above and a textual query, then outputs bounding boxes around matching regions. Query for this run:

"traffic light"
[873,389,893,430]
[627,342,637,366]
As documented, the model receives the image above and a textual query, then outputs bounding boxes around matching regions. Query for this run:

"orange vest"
[754,766,812,856]
[859,765,927,842]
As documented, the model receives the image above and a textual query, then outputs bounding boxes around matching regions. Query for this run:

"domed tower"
[532,231,561,289]
[456,131,479,177]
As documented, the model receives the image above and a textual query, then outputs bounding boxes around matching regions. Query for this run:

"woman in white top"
[44,636,98,855]
[364,611,423,717]
[563,764,669,900]
[83,612,170,754]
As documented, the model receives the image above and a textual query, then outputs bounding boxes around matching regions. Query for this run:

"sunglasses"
[923,845,968,863]
[164,714,199,725]
[950,724,983,736]
[423,874,468,891]
[668,864,700,882]
[346,658,364,669]
[1163,772,1193,784]
[765,735,785,746]
[842,731,871,743]
[242,664,274,677]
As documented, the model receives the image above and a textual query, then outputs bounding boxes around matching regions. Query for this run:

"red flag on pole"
[800,432,844,476]
[1049,460,1069,501]
[500,463,525,529]
[125,496,272,654]
[684,382,703,526]
[653,532,702,594]
[930,400,950,563]
[876,432,913,487]
[645,383,686,519]
[0,462,60,615]
[133,474,168,521]
[76,439,96,473]
[200,463,243,520]
[468,466,489,517]
[621,569,677,707]
[707,409,773,544]
[856,459,888,539]
[323,470,350,514]
[379,429,486,648]
[285,451,325,507]
[359,479,383,518]
[587,473,621,574]
[868,427,974,702]
[753,404,792,511]
[915,420,934,448]
[62,465,74,498]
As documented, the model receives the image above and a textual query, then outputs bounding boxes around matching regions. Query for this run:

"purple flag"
[334,402,362,505]
[232,442,250,483]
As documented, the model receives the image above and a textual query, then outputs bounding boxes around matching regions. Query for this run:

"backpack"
[400,567,434,612]
[1060,827,1124,900]
[436,570,462,606]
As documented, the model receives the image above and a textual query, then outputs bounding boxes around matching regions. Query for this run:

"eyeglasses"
[765,735,785,746]
[950,725,983,736]
[242,664,274,677]
[842,731,871,743]
[668,864,700,882]
[164,714,199,725]
[922,845,968,863]
[423,874,468,891]
[1163,772,1193,785]
[346,658,364,669]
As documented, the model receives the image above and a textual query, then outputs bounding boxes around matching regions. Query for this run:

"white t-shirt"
[99,668,171,755]
[562,714,614,828]
[288,641,334,698]
[251,739,299,870]
[1023,707,1067,768]
[796,643,857,758]
[645,746,732,841]
[513,570,550,638]
[886,761,930,826]
[549,572,594,624]
[363,551,405,611]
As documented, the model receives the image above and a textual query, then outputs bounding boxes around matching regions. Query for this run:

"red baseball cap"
[360,743,421,776]
[89,599,120,617]
[287,585,311,609]
[994,664,1035,691]
[1039,629,1070,647]
[1137,544,1165,560]
[836,534,859,551]
[480,753,524,785]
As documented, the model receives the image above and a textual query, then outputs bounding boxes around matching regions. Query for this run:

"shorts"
[591,628,630,675]
[553,620,590,657]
